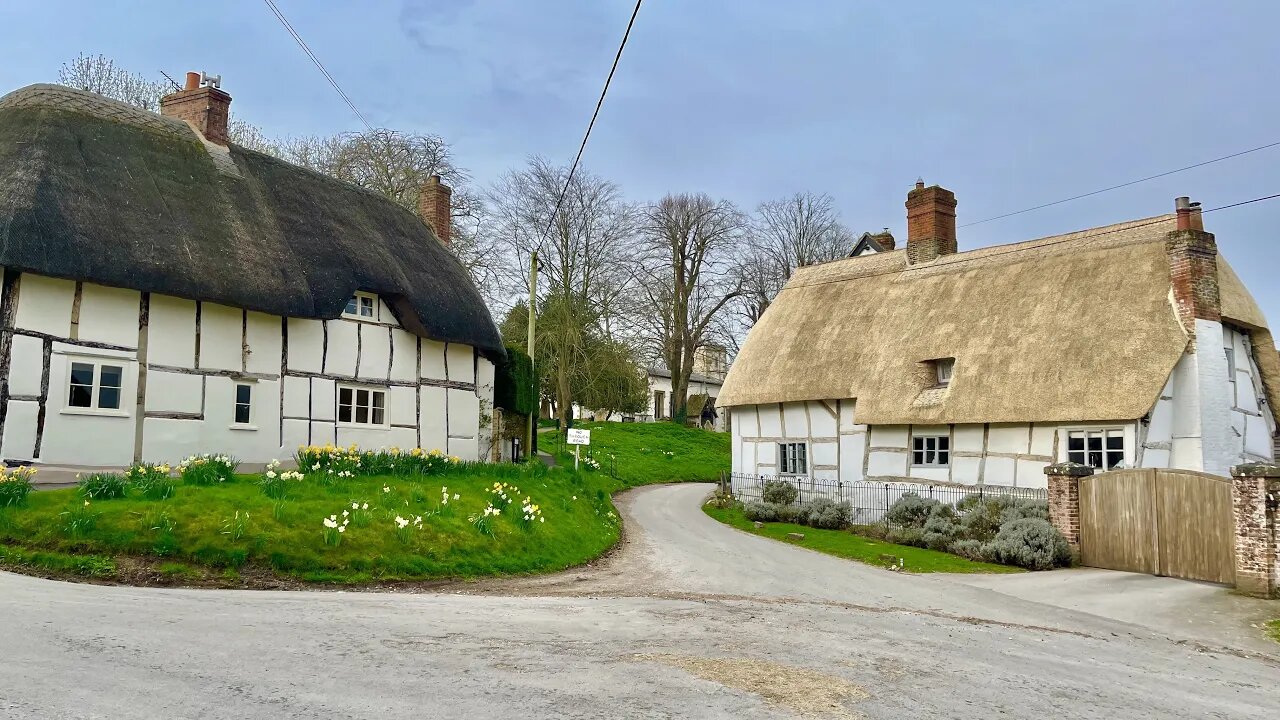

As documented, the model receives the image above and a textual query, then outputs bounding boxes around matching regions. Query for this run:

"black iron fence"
[727,472,1047,525]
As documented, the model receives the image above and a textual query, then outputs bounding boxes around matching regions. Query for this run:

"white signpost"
[566,428,591,470]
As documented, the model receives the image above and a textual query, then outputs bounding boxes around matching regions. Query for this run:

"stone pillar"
[1229,462,1280,598]
[1044,462,1094,550]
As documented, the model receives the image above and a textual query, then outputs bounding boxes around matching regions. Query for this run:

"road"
[2,483,1277,719]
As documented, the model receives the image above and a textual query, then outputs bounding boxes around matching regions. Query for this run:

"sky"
[1,0,1277,322]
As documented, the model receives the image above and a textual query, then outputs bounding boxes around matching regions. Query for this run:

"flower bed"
[0,446,623,585]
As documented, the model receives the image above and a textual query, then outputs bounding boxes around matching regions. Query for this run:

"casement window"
[337,385,387,427]
[777,442,807,475]
[233,383,254,426]
[343,291,378,320]
[912,435,950,466]
[934,358,954,386]
[1067,429,1125,470]
[66,359,124,412]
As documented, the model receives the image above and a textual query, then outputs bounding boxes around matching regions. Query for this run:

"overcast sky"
[2,1,1277,322]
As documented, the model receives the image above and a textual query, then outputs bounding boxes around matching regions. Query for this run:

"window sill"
[911,465,950,469]
[229,424,259,432]
[60,407,129,418]
[336,423,390,431]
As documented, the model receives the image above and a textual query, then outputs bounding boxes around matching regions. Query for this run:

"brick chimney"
[1167,196,1220,334]
[160,71,231,145]
[905,180,958,264]
[871,229,896,250]
[419,175,452,246]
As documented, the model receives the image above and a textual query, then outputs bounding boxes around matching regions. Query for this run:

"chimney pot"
[161,71,232,145]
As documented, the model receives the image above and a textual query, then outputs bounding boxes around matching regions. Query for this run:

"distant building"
[641,345,729,429]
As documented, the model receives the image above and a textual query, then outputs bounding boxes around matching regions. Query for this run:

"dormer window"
[343,291,378,320]
[933,358,954,386]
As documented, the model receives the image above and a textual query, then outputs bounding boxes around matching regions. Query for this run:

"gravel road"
[2,482,1276,719]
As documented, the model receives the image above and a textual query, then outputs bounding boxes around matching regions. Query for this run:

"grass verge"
[1266,619,1280,644]
[543,421,729,486]
[703,503,1022,574]
[0,461,620,585]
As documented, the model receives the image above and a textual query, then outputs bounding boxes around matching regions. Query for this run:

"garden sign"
[566,428,591,469]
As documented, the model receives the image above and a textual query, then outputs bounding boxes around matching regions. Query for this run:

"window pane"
[345,297,358,314]
[70,362,94,386]
[371,407,384,425]
[98,387,120,410]
[1068,434,1083,452]
[913,451,924,465]
[913,437,924,451]
[1068,450,1085,464]
[938,437,949,452]
[338,404,352,423]
[1087,435,1103,452]
[339,387,353,405]
[360,297,374,317]
[69,383,92,407]
[356,404,369,424]
[356,389,369,410]
[925,449,935,464]
[938,451,949,465]
[1106,451,1124,470]
[1088,451,1103,468]
[372,391,385,410]
[235,403,251,424]
[99,365,123,389]
[236,384,252,405]
[1105,433,1123,450]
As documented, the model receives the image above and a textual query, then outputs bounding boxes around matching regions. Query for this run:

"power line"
[785,191,1280,292]
[262,0,373,131]
[959,140,1280,228]
[537,0,643,244]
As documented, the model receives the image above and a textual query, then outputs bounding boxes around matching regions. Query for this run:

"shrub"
[921,505,961,551]
[743,501,782,522]
[78,472,127,500]
[948,538,991,562]
[126,462,175,500]
[985,518,1071,570]
[880,525,924,547]
[958,496,1016,540]
[884,492,941,528]
[1000,499,1049,524]
[761,479,798,506]
[800,498,854,530]
[0,466,37,507]
[775,503,805,524]
[179,454,238,485]
[704,488,737,509]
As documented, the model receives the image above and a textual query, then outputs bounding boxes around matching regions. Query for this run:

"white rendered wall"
[0,273,495,469]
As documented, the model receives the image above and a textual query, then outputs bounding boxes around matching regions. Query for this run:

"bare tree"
[737,192,854,327]
[638,194,746,422]
[57,53,166,111]
[485,157,636,426]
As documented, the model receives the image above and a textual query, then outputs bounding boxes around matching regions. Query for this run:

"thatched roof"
[719,215,1280,424]
[0,84,502,356]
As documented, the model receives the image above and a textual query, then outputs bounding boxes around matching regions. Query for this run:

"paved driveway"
[2,483,1277,719]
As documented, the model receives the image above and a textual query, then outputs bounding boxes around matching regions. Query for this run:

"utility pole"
[527,251,538,458]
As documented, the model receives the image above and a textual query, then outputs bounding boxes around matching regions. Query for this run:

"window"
[343,291,377,320]
[233,383,253,425]
[912,435,949,466]
[777,442,807,475]
[338,385,387,427]
[66,360,124,411]
[1067,429,1125,470]
[934,358,954,386]
[654,391,666,420]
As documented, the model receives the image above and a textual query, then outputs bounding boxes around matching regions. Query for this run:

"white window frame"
[336,384,389,429]
[777,442,808,475]
[62,357,129,417]
[342,291,379,322]
[934,358,954,386]
[1065,428,1126,471]
[911,435,950,467]
[231,381,257,430]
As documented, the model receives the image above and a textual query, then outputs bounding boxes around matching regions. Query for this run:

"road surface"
[2,483,1277,719]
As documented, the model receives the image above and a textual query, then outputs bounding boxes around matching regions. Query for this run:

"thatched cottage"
[0,76,502,469]
[718,181,1278,488]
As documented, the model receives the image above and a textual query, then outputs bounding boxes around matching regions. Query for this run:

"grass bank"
[703,504,1021,574]
[0,457,620,585]
[1266,619,1280,644]
[543,421,729,486]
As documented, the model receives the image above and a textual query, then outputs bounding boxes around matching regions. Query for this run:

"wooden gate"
[1079,468,1235,585]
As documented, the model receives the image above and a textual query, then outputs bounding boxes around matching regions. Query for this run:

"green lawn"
[0,461,620,585]
[702,504,1022,574]
[1266,619,1280,644]
[543,421,729,486]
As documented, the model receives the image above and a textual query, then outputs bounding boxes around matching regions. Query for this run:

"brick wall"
[905,182,957,265]
[1044,463,1092,550]
[159,86,232,145]
[1165,228,1221,336]
[1230,462,1279,598]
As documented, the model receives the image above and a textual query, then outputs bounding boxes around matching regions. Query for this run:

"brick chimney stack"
[160,71,231,145]
[1167,196,1220,334]
[905,180,958,264]
[871,229,896,250]
[419,175,452,246]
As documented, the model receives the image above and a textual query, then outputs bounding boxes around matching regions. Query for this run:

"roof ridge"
[0,83,192,140]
